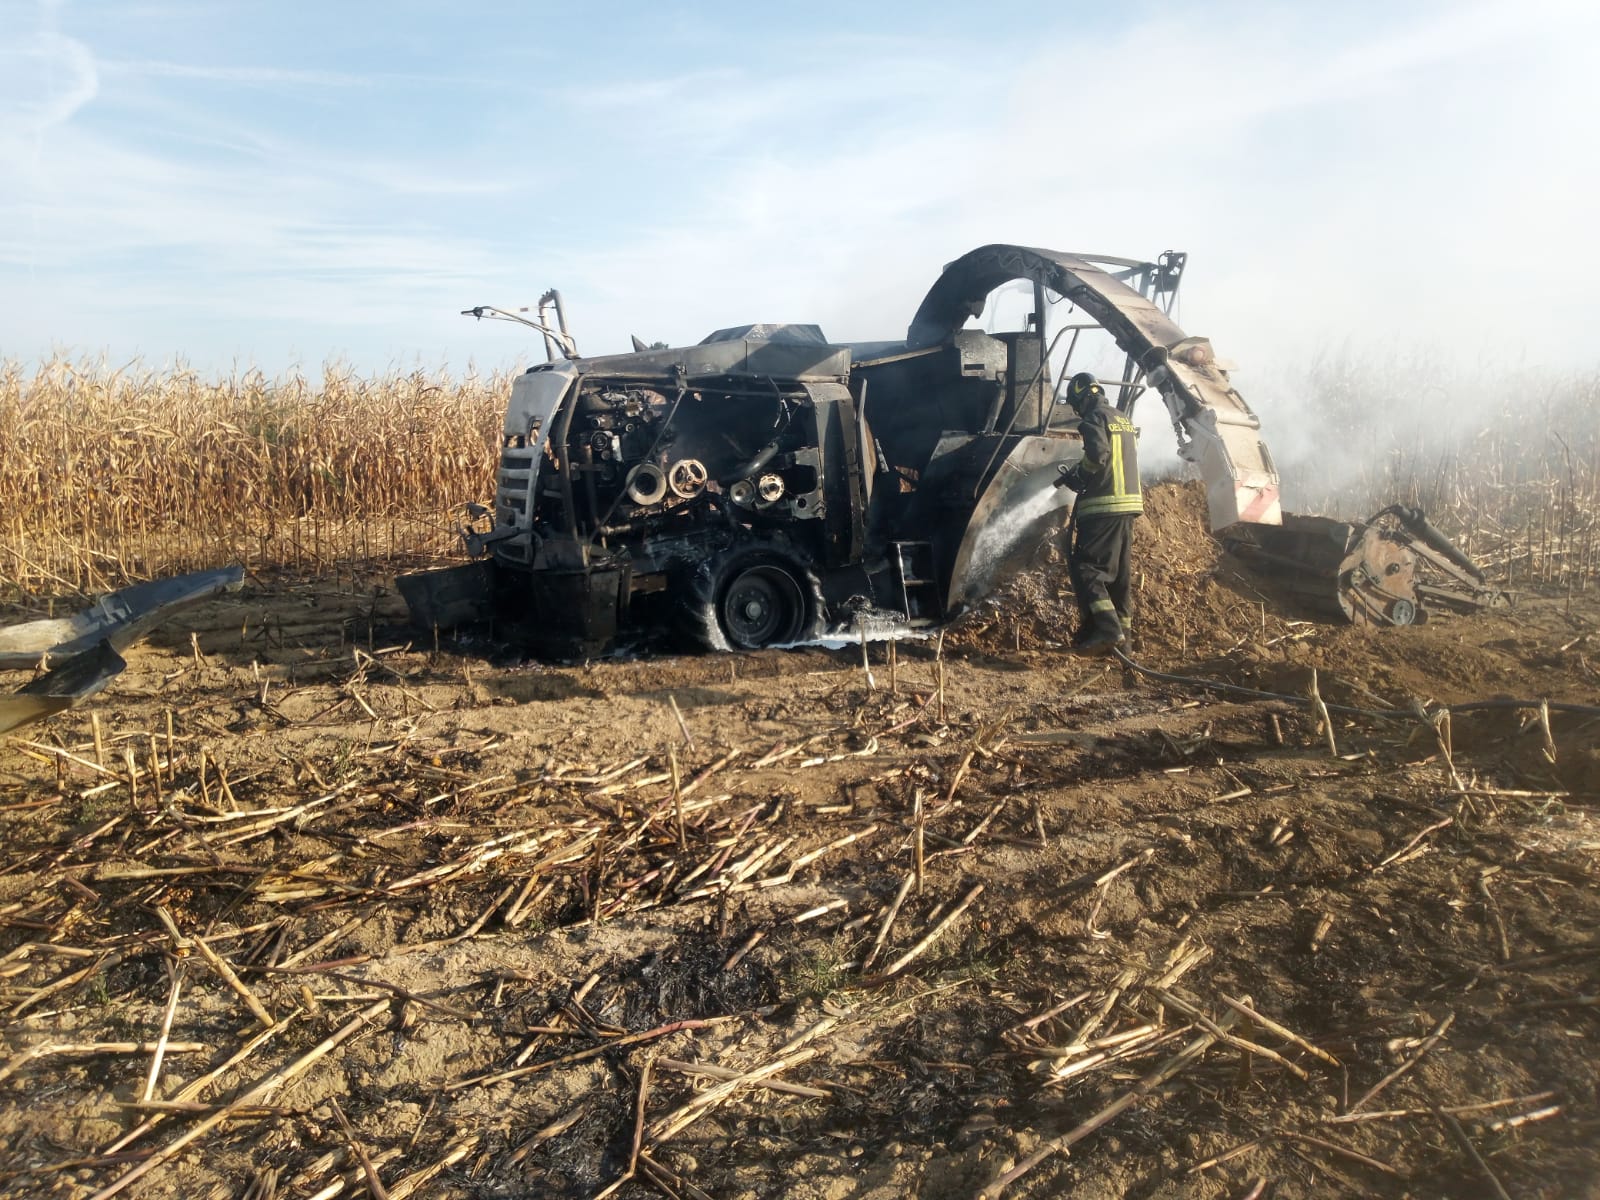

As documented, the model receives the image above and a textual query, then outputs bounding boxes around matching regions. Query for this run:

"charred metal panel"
[493,366,577,565]
[395,562,496,630]
[991,332,1049,434]
[0,641,125,736]
[0,568,241,734]
[806,380,867,567]
[0,567,245,668]
[855,332,1006,472]
[572,326,852,382]
[946,435,1077,613]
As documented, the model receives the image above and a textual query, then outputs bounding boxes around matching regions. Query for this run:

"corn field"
[1,355,1595,600]
[0,357,504,596]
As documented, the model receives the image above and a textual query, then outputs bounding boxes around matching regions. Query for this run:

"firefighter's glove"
[1055,464,1084,492]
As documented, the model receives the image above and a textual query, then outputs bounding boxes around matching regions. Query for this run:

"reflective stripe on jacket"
[1072,399,1143,517]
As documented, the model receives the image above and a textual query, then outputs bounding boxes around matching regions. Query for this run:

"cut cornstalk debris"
[1025,1022,1160,1060]
[100,1013,304,1156]
[1095,847,1155,888]
[1217,994,1340,1067]
[667,694,695,748]
[722,930,764,971]
[668,746,687,851]
[1348,1011,1455,1113]
[1278,1130,1402,1178]
[0,1041,208,1085]
[977,1010,1241,1199]
[330,1096,391,1200]
[881,882,984,977]
[1042,1026,1191,1082]
[1009,990,1091,1036]
[1321,1090,1557,1126]
[383,1135,479,1200]
[962,798,1007,846]
[444,1016,736,1093]
[656,1057,830,1099]
[1153,990,1309,1081]
[188,929,276,1029]
[1432,1104,1512,1200]
[1486,1104,1562,1131]
[793,898,848,924]
[646,1018,836,1145]
[1375,817,1454,871]
[790,823,880,871]
[1187,1138,1270,1175]
[88,999,389,1200]
[913,789,927,892]
[1308,668,1337,757]
[1150,944,1212,991]
[140,964,186,1104]
[861,873,915,973]
[1073,969,1136,1045]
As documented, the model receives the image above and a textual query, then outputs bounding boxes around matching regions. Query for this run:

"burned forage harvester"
[398,245,1501,656]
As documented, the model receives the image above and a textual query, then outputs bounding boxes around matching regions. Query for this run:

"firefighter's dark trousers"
[1068,513,1136,634]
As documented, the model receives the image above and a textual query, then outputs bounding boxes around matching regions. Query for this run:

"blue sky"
[2,0,1598,376]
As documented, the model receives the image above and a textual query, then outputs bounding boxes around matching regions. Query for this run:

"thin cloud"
[97,59,502,90]
[99,59,371,87]
[0,31,99,135]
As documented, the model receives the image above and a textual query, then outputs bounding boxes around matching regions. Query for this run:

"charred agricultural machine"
[399,244,1501,656]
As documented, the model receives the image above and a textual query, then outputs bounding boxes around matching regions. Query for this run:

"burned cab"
[400,245,1283,655]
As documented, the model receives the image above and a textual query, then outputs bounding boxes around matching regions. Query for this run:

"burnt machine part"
[0,640,126,736]
[1227,508,1504,627]
[485,360,866,655]
[0,566,246,669]
[404,318,1080,654]
[0,567,243,735]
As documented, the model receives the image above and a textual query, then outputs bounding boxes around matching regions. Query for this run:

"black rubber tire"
[717,562,808,649]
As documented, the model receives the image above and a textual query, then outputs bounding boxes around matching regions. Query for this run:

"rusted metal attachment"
[1226,508,1504,626]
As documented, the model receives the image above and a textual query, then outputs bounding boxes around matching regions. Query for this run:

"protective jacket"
[1061,396,1143,517]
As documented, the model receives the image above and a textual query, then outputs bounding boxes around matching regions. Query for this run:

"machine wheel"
[717,562,808,648]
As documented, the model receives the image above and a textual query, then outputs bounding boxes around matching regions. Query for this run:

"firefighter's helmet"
[1067,372,1102,410]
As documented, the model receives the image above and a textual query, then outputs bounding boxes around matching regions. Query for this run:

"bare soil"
[1,481,1597,1200]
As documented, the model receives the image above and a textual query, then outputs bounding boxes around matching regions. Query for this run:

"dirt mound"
[956,480,1315,662]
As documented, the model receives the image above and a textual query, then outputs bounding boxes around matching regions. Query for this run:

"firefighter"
[1055,371,1142,653]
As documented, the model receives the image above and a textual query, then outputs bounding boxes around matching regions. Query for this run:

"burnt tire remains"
[717,561,809,649]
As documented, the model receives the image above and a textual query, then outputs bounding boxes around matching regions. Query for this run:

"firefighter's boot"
[1074,606,1125,655]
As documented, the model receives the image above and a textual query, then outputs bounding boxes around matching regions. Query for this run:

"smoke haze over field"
[2,0,1598,388]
